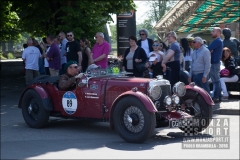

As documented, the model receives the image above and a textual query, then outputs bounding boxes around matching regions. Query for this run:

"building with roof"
[154,0,240,44]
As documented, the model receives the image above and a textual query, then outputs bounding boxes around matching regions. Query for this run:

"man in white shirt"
[137,28,154,57]
[22,38,42,85]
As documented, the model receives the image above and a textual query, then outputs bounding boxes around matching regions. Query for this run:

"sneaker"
[221,96,229,101]
[212,98,221,103]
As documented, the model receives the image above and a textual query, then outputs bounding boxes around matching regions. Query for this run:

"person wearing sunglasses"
[137,28,154,57]
[188,37,211,94]
[146,41,164,78]
[149,40,164,62]
[58,61,82,91]
[65,31,82,69]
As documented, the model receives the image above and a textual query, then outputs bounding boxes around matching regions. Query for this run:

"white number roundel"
[62,91,77,115]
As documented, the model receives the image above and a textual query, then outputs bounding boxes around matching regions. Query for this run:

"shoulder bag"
[134,48,147,72]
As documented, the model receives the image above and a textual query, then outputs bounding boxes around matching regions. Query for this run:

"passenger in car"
[219,47,239,101]
[58,61,82,90]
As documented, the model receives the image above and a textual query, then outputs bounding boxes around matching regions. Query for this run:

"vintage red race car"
[18,67,214,143]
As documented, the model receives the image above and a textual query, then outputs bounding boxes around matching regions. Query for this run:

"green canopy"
[177,0,240,33]
[154,0,240,39]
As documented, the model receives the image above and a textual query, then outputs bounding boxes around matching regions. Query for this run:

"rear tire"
[113,96,156,143]
[21,89,50,128]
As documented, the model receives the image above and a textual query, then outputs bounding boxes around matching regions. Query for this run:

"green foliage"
[146,0,177,25]
[0,1,21,42]
[109,25,117,43]
[7,0,136,40]
[7,52,16,59]
[0,52,7,60]
[0,52,16,59]
[136,0,178,40]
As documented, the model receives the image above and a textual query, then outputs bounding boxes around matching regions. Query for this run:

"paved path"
[1,60,239,159]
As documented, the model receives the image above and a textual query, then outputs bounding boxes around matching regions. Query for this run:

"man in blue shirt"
[208,27,223,103]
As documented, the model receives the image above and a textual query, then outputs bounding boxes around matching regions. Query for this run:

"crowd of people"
[22,31,110,87]
[121,27,239,102]
[22,27,239,101]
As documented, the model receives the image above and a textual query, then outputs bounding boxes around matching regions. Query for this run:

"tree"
[7,0,136,40]
[109,24,117,44]
[0,0,21,52]
[137,0,178,41]
[146,0,177,26]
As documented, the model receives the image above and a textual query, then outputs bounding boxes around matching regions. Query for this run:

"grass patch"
[0,52,7,60]
[0,52,16,59]
[7,53,16,59]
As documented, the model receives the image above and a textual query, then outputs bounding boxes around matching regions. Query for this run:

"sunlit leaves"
[2,0,135,44]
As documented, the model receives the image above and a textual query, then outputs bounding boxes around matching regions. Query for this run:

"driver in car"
[58,61,82,90]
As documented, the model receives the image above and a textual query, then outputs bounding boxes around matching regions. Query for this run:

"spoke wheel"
[22,89,50,128]
[123,106,144,133]
[113,96,156,143]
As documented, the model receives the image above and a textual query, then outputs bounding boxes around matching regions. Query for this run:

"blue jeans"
[38,58,45,75]
[192,73,210,94]
[209,63,221,99]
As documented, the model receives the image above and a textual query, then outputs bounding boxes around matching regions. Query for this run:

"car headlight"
[172,95,180,105]
[164,96,172,105]
[173,82,186,97]
[148,85,162,100]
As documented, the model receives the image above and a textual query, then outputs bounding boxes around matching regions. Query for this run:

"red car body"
[18,72,214,143]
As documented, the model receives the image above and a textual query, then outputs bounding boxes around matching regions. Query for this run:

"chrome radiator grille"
[158,85,171,110]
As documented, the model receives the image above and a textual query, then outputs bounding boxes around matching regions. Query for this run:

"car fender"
[109,90,157,130]
[185,84,214,106]
[18,85,53,111]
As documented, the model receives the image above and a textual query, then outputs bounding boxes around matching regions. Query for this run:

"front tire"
[113,96,156,143]
[21,89,50,128]
[180,90,212,133]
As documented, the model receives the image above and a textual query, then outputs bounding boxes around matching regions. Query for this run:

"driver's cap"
[64,61,78,73]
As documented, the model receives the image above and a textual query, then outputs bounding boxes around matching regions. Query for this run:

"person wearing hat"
[58,61,82,90]
[187,37,195,49]
[145,54,163,78]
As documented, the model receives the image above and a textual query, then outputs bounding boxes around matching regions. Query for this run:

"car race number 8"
[62,91,77,114]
